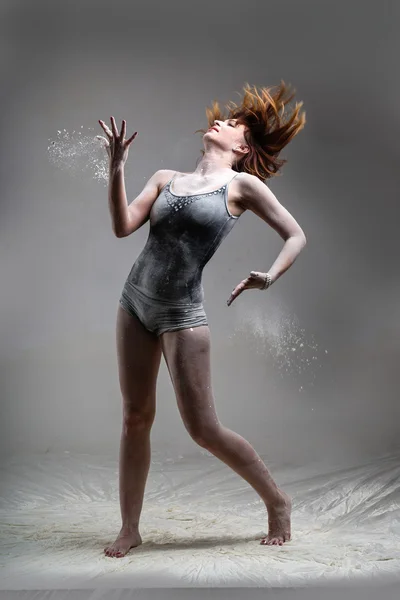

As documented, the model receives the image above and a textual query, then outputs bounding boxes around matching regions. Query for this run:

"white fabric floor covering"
[1,451,400,590]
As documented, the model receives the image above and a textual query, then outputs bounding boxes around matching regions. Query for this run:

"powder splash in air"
[231,303,327,389]
[47,126,109,185]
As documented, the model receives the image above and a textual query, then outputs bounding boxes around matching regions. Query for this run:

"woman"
[98,82,307,558]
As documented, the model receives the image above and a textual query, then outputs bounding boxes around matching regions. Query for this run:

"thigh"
[116,304,162,420]
[160,325,220,438]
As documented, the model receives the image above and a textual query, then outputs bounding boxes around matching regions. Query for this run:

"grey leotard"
[119,172,241,335]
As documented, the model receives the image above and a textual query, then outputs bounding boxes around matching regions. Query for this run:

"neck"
[193,149,234,178]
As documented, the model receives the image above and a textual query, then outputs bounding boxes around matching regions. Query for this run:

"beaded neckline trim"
[164,182,227,213]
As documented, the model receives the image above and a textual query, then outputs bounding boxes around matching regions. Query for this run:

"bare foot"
[260,490,292,546]
[104,529,142,558]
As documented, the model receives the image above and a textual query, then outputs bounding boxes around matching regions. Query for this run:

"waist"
[124,275,204,305]
[126,238,208,302]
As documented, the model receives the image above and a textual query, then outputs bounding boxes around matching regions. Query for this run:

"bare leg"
[104,305,162,558]
[161,325,291,546]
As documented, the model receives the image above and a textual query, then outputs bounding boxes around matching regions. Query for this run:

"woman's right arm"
[109,165,174,238]
[98,117,174,238]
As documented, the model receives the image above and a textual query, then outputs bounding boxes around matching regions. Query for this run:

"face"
[204,118,249,157]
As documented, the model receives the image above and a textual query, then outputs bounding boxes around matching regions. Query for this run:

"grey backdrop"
[1,0,398,466]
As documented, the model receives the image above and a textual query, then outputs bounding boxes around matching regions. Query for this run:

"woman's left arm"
[227,173,307,307]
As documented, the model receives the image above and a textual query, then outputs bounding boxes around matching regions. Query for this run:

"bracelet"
[261,273,272,290]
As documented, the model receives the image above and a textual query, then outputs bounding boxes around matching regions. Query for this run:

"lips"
[209,126,219,132]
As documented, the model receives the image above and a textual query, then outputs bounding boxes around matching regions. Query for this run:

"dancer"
[98,82,307,558]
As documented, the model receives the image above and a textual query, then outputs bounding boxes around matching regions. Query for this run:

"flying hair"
[196,81,306,181]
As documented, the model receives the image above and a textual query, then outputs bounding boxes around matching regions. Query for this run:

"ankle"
[120,524,140,534]
[264,488,287,509]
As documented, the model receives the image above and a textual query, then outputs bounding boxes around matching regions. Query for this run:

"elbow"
[114,217,136,238]
[286,232,306,246]
[297,231,307,246]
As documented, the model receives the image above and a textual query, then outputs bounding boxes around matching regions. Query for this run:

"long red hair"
[196,81,306,181]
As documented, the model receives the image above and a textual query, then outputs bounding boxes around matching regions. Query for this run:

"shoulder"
[153,168,177,183]
[236,172,269,193]
[150,169,178,191]
[235,172,273,210]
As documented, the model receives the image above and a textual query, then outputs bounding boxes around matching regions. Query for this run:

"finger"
[96,135,110,148]
[120,119,126,139]
[98,120,113,139]
[125,131,138,146]
[110,116,119,138]
[227,280,247,306]
[227,288,242,306]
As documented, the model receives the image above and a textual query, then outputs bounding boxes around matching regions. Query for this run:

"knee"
[188,422,222,449]
[122,408,155,433]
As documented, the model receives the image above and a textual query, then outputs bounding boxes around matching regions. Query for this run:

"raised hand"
[97,117,137,167]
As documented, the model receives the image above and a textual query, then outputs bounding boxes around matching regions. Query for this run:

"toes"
[261,533,290,546]
[260,537,284,546]
[104,547,125,558]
